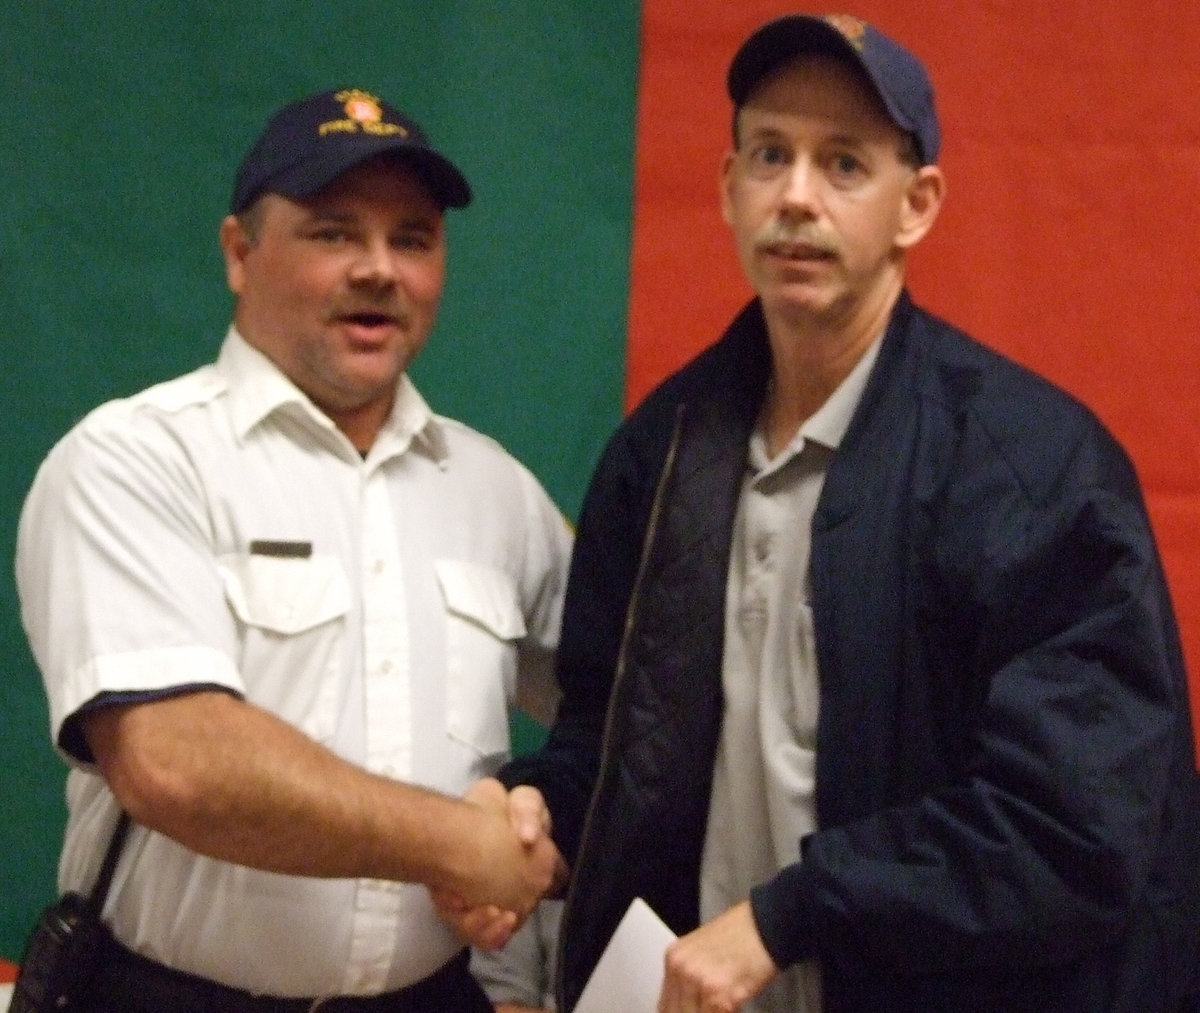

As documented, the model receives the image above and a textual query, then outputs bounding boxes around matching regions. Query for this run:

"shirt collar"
[751,336,884,471]
[800,335,883,452]
[216,327,449,465]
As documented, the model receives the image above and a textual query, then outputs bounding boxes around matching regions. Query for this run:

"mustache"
[753,221,841,257]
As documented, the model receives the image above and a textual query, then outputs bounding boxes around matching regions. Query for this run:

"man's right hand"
[432,778,566,949]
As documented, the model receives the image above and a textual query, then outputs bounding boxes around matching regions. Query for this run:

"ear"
[219,214,252,296]
[719,149,738,226]
[895,164,946,250]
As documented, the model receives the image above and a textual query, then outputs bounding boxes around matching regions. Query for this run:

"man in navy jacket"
[498,14,1200,1012]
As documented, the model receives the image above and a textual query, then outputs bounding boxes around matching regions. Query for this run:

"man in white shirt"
[15,87,571,1012]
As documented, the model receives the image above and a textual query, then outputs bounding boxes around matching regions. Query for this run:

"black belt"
[88,936,492,1012]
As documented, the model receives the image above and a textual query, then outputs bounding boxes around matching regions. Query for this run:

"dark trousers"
[76,938,493,1013]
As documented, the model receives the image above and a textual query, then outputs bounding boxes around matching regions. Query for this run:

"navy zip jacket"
[503,293,1200,1012]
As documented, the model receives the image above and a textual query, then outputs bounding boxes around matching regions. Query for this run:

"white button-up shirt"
[16,328,572,998]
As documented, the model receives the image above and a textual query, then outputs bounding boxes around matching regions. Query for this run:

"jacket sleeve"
[751,405,1196,976]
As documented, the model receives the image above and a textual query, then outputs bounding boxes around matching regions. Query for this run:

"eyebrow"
[303,208,439,230]
[824,132,872,150]
[304,209,355,222]
[742,125,872,150]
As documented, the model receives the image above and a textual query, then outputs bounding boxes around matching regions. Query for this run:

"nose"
[778,158,818,220]
[349,237,398,288]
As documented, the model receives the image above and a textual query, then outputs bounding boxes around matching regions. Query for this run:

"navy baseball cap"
[727,13,940,165]
[230,88,472,213]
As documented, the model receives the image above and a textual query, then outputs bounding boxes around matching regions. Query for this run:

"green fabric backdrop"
[0,2,640,960]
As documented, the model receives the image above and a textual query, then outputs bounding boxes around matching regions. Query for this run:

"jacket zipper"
[555,402,687,1012]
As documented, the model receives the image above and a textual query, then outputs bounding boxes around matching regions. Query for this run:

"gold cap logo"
[338,89,384,125]
[319,89,408,139]
[824,14,867,50]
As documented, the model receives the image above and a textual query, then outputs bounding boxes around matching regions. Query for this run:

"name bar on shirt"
[249,539,313,558]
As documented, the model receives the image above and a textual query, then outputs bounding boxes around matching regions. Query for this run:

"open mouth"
[334,311,404,343]
[767,242,834,261]
[342,311,397,328]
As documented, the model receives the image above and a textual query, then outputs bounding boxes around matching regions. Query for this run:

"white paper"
[574,897,677,1013]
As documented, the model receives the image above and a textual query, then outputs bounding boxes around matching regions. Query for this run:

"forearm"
[750,751,1166,975]
[83,690,548,907]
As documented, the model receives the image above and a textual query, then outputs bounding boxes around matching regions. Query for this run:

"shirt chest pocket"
[219,553,351,634]
[436,559,525,760]
[217,553,351,741]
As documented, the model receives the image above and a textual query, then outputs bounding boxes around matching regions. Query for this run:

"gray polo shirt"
[700,337,882,1013]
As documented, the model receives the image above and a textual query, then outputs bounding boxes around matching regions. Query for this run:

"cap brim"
[256,138,472,210]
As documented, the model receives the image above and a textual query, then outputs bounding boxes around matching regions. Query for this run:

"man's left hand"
[658,901,778,1012]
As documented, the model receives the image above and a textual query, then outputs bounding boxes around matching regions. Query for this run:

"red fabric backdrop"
[627,2,1200,755]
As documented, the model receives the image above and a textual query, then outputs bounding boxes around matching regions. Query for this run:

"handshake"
[430,777,567,951]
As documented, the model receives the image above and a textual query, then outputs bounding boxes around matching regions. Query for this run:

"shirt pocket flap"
[218,553,350,635]
[435,560,526,641]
